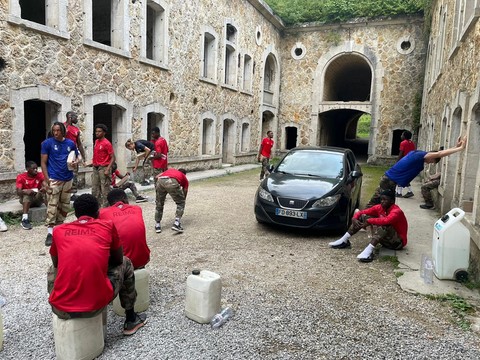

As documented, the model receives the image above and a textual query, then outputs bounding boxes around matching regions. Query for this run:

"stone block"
[29,205,46,223]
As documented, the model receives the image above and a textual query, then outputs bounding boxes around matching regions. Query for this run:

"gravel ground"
[1,169,479,359]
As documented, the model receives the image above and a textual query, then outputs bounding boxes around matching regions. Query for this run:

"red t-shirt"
[16,171,44,190]
[49,216,121,312]
[260,137,274,158]
[160,168,189,190]
[399,139,415,157]
[99,202,150,269]
[64,122,81,145]
[152,137,168,169]
[93,138,114,166]
[354,204,408,247]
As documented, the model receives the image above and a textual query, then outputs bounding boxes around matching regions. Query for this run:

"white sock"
[156,222,161,227]
[407,186,412,192]
[175,218,180,224]
[357,244,375,259]
[22,214,28,220]
[48,227,53,235]
[329,232,351,246]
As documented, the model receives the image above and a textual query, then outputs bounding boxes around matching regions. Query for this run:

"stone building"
[0,0,426,200]
[419,0,480,279]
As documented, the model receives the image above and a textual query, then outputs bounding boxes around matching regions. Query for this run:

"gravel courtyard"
[1,169,479,359]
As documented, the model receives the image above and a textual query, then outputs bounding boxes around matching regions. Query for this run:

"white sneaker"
[0,217,7,232]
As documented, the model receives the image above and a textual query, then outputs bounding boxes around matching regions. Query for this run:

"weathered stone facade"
[419,0,480,280]
[0,0,428,202]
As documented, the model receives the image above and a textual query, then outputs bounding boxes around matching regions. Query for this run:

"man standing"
[329,189,408,263]
[64,111,86,199]
[257,130,274,180]
[90,124,115,208]
[41,122,79,246]
[16,161,47,230]
[395,130,416,198]
[366,136,467,208]
[151,127,169,185]
[154,168,188,233]
[99,189,150,269]
[48,194,146,336]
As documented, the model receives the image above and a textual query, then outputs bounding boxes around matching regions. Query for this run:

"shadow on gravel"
[255,222,342,239]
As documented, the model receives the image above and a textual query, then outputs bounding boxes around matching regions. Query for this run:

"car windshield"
[276,150,344,179]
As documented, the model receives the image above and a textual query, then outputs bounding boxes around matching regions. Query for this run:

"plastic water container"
[113,268,150,316]
[432,208,470,281]
[52,313,104,360]
[185,270,221,324]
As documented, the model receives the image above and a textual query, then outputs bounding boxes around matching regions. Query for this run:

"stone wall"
[278,17,426,162]
[419,0,480,280]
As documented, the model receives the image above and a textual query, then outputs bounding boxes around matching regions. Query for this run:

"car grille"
[277,197,308,210]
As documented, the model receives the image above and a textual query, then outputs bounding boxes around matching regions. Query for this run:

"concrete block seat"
[52,311,105,360]
[112,268,150,316]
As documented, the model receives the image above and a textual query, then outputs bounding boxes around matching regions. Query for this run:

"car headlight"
[258,187,274,202]
[312,194,341,208]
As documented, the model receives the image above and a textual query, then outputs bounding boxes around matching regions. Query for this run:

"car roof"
[288,146,352,155]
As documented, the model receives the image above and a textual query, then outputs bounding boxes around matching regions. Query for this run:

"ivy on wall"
[264,0,428,26]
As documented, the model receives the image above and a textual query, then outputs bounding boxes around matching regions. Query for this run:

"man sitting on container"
[48,194,147,336]
[16,161,47,230]
[328,189,408,263]
[99,188,150,269]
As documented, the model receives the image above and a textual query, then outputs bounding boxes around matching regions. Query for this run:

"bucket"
[52,313,104,360]
[432,208,470,280]
[113,268,150,316]
[185,270,221,324]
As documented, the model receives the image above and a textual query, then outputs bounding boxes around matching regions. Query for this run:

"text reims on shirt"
[113,209,136,217]
[64,229,96,236]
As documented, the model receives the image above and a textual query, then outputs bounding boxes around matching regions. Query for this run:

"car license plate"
[275,208,307,219]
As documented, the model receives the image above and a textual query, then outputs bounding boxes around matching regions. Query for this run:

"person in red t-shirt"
[151,127,169,185]
[329,189,408,263]
[111,163,147,203]
[64,111,86,198]
[16,161,47,230]
[48,194,147,336]
[88,124,115,207]
[396,130,416,198]
[257,130,274,180]
[154,168,189,233]
[99,189,150,269]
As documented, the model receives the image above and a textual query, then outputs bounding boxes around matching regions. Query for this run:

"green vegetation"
[357,114,371,139]
[425,293,476,330]
[379,255,400,268]
[359,164,389,208]
[264,0,426,26]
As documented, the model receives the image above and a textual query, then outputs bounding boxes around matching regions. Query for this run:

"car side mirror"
[347,170,363,184]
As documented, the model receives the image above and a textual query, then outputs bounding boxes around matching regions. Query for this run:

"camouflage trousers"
[45,179,73,227]
[19,191,45,208]
[117,181,140,198]
[155,176,185,222]
[92,166,111,207]
[349,214,403,250]
[259,156,270,180]
[421,179,440,206]
[366,174,397,208]
[48,256,137,319]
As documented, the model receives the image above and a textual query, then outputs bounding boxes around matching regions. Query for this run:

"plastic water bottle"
[0,296,5,308]
[424,259,434,285]
[210,307,233,329]
[420,254,428,278]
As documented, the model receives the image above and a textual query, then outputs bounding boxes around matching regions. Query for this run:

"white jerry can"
[431,208,470,281]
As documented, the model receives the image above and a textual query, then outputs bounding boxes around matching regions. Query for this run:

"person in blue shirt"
[366,136,466,208]
[41,122,79,246]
